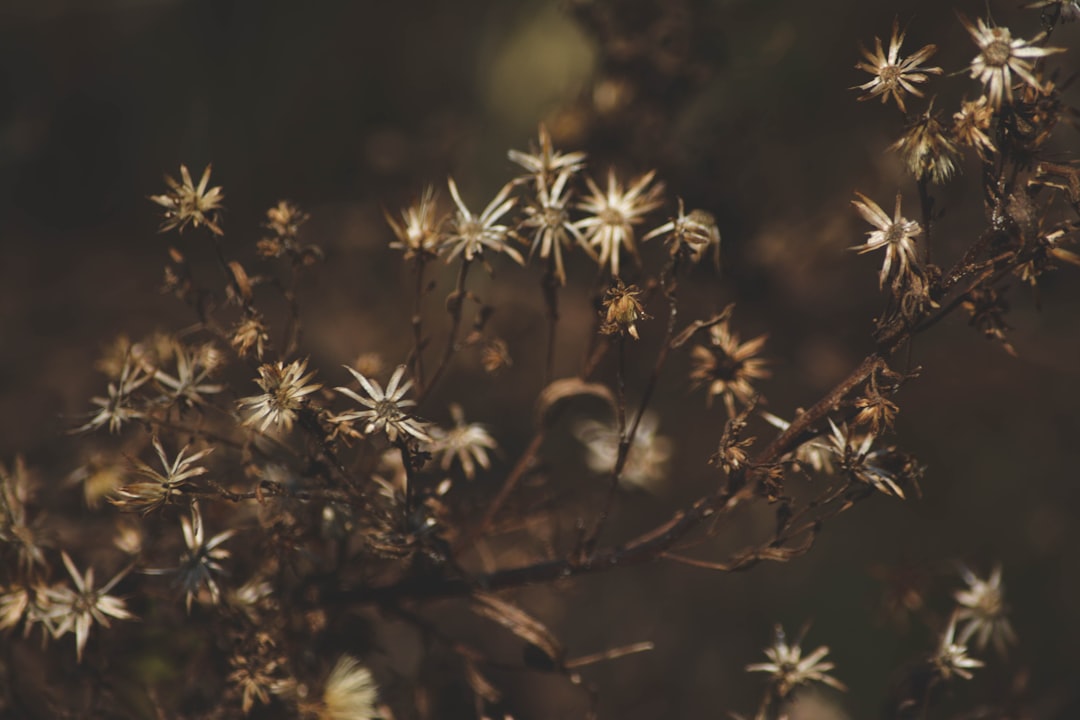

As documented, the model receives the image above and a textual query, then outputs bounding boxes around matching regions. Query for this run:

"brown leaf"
[227,261,253,302]
[471,592,564,669]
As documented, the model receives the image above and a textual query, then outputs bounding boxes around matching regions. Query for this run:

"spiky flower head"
[850,192,922,290]
[442,178,522,266]
[430,404,498,480]
[689,318,769,417]
[386,185,443,261]
[933,613,984,681]
[574,169,664,277]
[853,18,942,112]
[746,624,846,698]
[111,437,212,514]
[960,16,1064,108]
[334,365,431,444]
[954,565,1016,655]
[150,164,225,236]
[43,552,134,662]
[239,359,322,433]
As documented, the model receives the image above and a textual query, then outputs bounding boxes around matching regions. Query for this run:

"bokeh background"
[2,0,1079,718]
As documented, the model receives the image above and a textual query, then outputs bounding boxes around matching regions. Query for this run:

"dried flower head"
[600,280,649,340]
[953,96,997,161]
[442,178,523,266]
[850,192,923,290]
[961,16,1063,108]
[954,565,1016,655]
[746,625,846,698]
[508,123,587,184]
[77,356,149,434]
[853,388,899,436]
[574,169,665,277]
[239,359,322,433]
[112,437,212,513]
[853,19,942,112]
[319,655,379,720]
[481,338,512,373]
[230,315,271,360]
[642,198,721,266]
[933,613,984,681]
[430,404,498,480]
[520,170,587,285]
[146,502,236,612]
[386,185,443,261]
[334,365,431,443]
[152,343,225,408]
[150,164,225,236]
[574,410,673,493]
[689,319,769,417]
[263,200,309,241]
[43,552,134,662]
[0,456,48,572]
[890,107,961,184]
[826,420,906,498]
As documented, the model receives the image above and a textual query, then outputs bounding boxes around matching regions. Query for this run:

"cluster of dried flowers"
[1,5,1077,719]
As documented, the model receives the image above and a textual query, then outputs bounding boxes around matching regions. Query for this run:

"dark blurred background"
[2,0,1079,718]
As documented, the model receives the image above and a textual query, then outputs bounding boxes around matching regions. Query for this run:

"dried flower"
[150,164,225,236]
[480,338,512,374]
[520,170,587,285]
[574,169,664,277]
[890,107,961,184]
[442,178,522,265]
[746,625,846,697]
[850,192,923,290]
[953,96,997,161]
[0,456,48,571]
[153,343,225,407]
[146,502,236,612]
[574,410,673,493]
[430,404,498,480]
[334,365,431,443]
[508,123,587,184]
[386,185,443,261]
[642,198,721,265]
[853,19,941,112]
[43,552,134,662]
[239,359,322,433]
[933,613,984,681]
[689,319,769,417]
[954,565,1016,655]
[853,390,899,436]
[112,437,212,513]
[319,655,379,720]
[600,280,649,340]
[960,16,1063,109]
[825,420,906,498]
[77,357,149,433]
[230,315,271,360]
[263,200,309,241]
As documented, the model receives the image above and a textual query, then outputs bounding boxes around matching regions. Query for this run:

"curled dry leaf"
[533,377,616,428]
[471,591,565,670]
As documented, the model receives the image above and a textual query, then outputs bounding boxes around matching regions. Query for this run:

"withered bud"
[481,338,512,373]
[600,281,649,340]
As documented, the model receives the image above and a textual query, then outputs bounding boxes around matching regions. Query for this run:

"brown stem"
[420,259,471,404]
